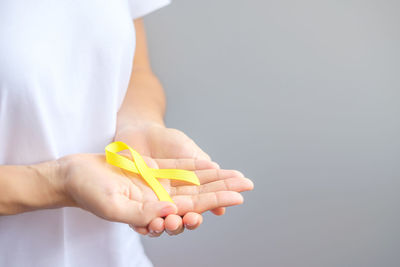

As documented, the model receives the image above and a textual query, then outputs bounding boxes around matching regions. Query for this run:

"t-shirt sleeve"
[128,0,171,19]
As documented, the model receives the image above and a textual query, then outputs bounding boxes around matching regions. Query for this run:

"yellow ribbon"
[105,141,200,203]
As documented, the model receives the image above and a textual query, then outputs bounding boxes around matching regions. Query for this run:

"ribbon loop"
[105,141,200,203]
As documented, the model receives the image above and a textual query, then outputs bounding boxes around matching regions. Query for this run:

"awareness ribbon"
[105,141,200,203]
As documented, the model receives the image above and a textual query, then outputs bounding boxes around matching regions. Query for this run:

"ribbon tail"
[151,169,200,185]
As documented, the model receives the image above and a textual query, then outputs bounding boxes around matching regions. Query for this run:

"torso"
[0,1,152,266]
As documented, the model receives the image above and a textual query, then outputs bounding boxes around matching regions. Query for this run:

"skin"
[0,152,253,226]
[115,123,228,236]
[0,19,254,236]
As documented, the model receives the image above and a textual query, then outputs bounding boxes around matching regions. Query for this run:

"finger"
[165,214,184,236]
[112,199,177,227]
[173,191,244,216]
[194,169,245,185]
[148,217,165,238]
[171,177,254,196]
[143,156,159,169]
[183,138,212,161]
[212,162,221,169]
[131,225,149,235]
[211,207,226,216]
[170,169,246,188]
[194,146,212,161]
[182,212,202,230]
[155,158,220,171]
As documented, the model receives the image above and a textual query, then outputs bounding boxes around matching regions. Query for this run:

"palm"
[63,154,252,227]
[65,155,172,214]
[113,123,230,235]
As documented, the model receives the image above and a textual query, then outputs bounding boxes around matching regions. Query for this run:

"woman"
[0,1,253,266]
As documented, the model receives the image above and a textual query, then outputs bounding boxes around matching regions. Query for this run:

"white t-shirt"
[0,0,170,266]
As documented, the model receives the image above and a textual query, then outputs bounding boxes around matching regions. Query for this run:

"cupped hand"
[115,122,211,160]
[114,122,228,236]
[57,153,253,230]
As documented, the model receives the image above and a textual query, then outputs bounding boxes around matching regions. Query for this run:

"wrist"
[0,160,76,215]
[116,116,165,135]
[29,160,77,210]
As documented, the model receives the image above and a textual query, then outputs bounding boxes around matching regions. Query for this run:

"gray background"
[142,1,400,267]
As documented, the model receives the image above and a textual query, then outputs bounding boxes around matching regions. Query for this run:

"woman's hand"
[115,121,211,160]
[57,153,253,230]
[114,121,229,236]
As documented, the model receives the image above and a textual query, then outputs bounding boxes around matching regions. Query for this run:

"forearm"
[117,70,166,131]
[0,161,70,215]
[116,19,166,132]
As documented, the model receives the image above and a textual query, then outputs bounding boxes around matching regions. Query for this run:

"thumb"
[115,199,177,227]
[190,140,211,161]
[196,148,212,161]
